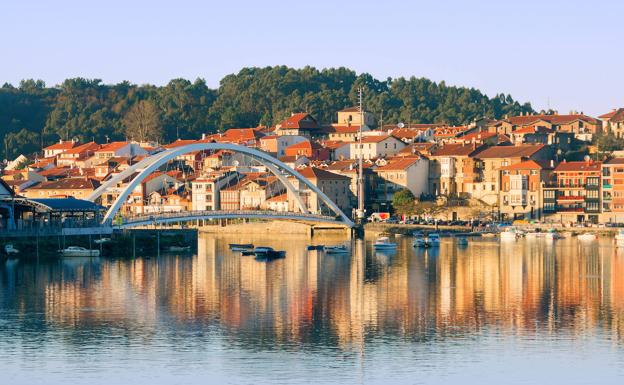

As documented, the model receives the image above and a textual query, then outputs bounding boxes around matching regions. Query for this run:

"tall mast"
[357,88,365,222]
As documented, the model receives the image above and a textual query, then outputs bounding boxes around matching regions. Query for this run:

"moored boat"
[577,233,597,242]
[427,233,441,247]
[229,243,254,251]
[456,236,468,246]
[374,236,397,250]
[253,246,286,260]
[323,245,349,254]
[58,246,100,257]
[4,244,19,255]
[169,245,191,252]
[500,227,519,241]
[544,229,563,240]
[413,232,426,248]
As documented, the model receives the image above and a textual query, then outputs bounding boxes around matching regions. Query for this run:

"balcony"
[603,183,613,189]
[556,207,585,213]
[556,195,584,201]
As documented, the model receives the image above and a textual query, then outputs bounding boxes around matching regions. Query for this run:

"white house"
[349,135,405,160]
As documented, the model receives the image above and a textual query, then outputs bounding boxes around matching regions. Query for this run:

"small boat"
[544,229,563,240]
[481,232,497,238]
[169,245,191,252]
[323,245,349,254]
[413,232,427,248]
[4,244,19,255]
[307,245,325,251]
[500,227,519,241]
[456,237,469,246]
[253,247,285,260]
[374,236,397,250]
[94,238,111,244]
[577,233,597,242]
[427,233,441,247]
[58,246,100,257]
[525,231,543,239]
[229,243,254,251]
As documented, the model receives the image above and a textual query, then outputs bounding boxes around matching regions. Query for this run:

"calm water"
[2,233,624,384]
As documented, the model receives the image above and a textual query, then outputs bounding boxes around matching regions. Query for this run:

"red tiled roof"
[554,161,601,172]
[513,125,554,134]
[277,113,318,130]
[328,125,361,134]
[267,193,288,202]
[164,139,197,149]
[475,144,545,159]
[44,141,78,151]
[222,128,264,142]
[338,106,361,113]
[359,135,395,143]
[505,114,599,126]
[323,140,348,150]
[27,178,100,190]
[96,141,130,153]
[376,157,421,171]
[61,141,101,155]
[500,160,543,170]
[298,167,350,180]
[458,131,497,141]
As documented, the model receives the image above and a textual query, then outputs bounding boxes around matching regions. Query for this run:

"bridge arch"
[87,143,354,227]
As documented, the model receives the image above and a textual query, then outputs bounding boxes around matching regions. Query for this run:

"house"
[325,160,375,210]
[499,160,551,220]
[508,126,574,152]
[94,141,148,161]
[287,167,352,215]
[219,128,264,146]
[264,193,289,212]
[600,159,624,220]
[278,155,310,169]
[327,125,369,142]
[123,171,183,214]
[43,140,78,158]
[57,141,101,167]
[283,140,329,161]
[323,140,351,161]
[374,156,429,203]
[22,178,100,200]
[219,173,284,211]
[428,143,484,197]
[599,108,624,138]
[336,107,375,127]
[349,135,405,160]
[275,113,322,137]
[390,127,433,144]
[191,171,238,211]
[488,113,601,141]
[542,160,602,223]
[469,144,552,205]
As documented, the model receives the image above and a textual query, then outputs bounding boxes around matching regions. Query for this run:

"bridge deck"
[116,210,351,228]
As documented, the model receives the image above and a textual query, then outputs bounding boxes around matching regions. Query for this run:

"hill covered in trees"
[0,66,533,158]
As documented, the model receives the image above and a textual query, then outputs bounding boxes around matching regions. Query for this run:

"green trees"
[0,66,533,157]
[392,189,416,217]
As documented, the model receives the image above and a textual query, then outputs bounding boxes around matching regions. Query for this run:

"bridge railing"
[117,209,341,225]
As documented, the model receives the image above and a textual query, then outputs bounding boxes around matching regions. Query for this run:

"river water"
[1,233,624,384]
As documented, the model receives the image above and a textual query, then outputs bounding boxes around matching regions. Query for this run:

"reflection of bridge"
[116,210,344,229]
[87,143,355,229]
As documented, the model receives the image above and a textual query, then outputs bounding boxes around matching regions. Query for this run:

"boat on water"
[229,243,254,251]
[413,232,427,248]
[577,233,597,242]
[307,245,325,251]
[169,245,191,252]
[374,236,397,250]
[94,238,111,244]
[500,227,520,241]
[323,245,349,254]
[4,244,19,255]
[427,233,441,247]
[456,236,469,246]
[253,247,286,260]
[544,229,563,240]
[58,246,100,257]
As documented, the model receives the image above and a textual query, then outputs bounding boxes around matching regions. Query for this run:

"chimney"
[550,159,554,168]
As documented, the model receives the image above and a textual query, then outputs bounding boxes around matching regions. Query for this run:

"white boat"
[413,232,427,248]
[94,238,111,244]
[58,246,100,257]
[500,227,519,241]
[525,232,544,239]
[374,236,397,250]
[427,233,441,247]
[169,245,191,252]
[323,245,349,254]
[577,233,597,242]
[4,244,19,255]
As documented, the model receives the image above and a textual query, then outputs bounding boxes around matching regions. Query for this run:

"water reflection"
[2,234,624,383]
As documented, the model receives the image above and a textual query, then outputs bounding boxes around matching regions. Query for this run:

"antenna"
[357,88,365,222]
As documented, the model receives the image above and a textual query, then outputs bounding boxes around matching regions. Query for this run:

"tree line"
[0,66,533,159]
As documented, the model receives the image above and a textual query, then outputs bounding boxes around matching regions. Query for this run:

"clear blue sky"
[1,0,622,116]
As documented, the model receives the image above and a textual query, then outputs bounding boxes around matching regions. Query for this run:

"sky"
[1,0,623,116]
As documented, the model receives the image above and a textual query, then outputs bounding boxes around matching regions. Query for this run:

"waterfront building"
[374,156,429,202]
[542,160,602,223]
[428,143,483,197]
[287,167,352,214]
[22,177,100,200]
[191,171,238,211]
[499,160,552,220]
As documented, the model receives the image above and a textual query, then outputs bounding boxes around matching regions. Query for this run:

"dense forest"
[0,66,533,158]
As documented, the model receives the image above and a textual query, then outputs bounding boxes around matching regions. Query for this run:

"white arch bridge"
[86,143,355,229]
